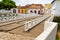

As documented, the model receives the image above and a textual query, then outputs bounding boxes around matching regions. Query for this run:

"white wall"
[35,21,58,40]
[47,14,54,22]
[11,9,18,13]
[0,9,11,13]
[28,9,40,14]
[52,1,60,16]
[35,14,58,40]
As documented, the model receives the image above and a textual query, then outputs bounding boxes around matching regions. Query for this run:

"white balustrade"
[0,14,39,23]
[32,19,35,25]
[28,21,32,29]
[24,21,29,31]
[24,14,51,32]
[47,14,54,22]
[35,21,58,40]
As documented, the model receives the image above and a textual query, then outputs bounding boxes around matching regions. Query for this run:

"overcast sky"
[0,0,53,6]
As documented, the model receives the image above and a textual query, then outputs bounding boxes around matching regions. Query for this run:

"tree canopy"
[0,0,16,10]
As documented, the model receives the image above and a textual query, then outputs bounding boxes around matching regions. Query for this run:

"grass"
[53,17,60,40]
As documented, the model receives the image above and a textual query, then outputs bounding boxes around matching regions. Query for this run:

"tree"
[0,0,16,10]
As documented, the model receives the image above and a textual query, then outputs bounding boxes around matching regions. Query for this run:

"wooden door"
[18,9,20,13]
[38,11,40,14]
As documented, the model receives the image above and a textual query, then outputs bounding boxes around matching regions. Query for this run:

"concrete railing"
[44,21,53,31]
[35,21,58,40]
[24,14,51,31]
[44,14,54,31]
[0,14,40,23]
[47,14,54,22]
[24,14,58,40]
[0,14,57,40]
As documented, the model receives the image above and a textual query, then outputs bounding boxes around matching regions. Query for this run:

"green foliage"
[12,13,18,16]
[53,17,60,31]
[53,17,60,22]
[53,17,60,40]
[56,36,60,40]
[15,14,18,16]
[58,23,60,31]
[0,0,16,10]
[0,13,2,17]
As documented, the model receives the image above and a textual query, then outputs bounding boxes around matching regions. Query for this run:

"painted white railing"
[0,14,40,23]
[24,14,51,31]
[47,14,54,22]
[35,21,58,40]
[44,21,53,31]
[44,14,54,31]
[24,14,58,40]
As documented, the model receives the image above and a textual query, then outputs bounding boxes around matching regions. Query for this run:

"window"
[38,11,40,14]
[30,10,33,13]
[25,10,26,13]
[18,9,20,13]
[34,10,36,13]
[22,10,23,13]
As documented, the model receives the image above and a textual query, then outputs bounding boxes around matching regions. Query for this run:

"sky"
[0,0,53,6]
[13,0,53,6]
[0,0,2,1]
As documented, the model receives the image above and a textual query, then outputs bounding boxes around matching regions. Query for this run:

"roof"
[25,4,44,9]
[17,6,21,8]
[20,6,27,9]
[17,4,44,9]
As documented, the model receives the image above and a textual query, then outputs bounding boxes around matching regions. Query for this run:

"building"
[51,0,60,16]
[11,8,18,13]
[11,4,44,15]
[44,4,52,14]
[26,4,44,14]
[19,6,28,14]
[44,4,52,9]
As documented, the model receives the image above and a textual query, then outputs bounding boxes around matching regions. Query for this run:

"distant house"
[44,4,52,14]
[11,8,18,13]
[11,6,28,14]
[11,4,44,14]
[26,4,44,14]
[19,6,28,14]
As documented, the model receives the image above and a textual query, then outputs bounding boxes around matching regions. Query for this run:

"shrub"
[12,14,15,16]
[0,13,2,17]
[15,14,18,16]
[53,17,60,31]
